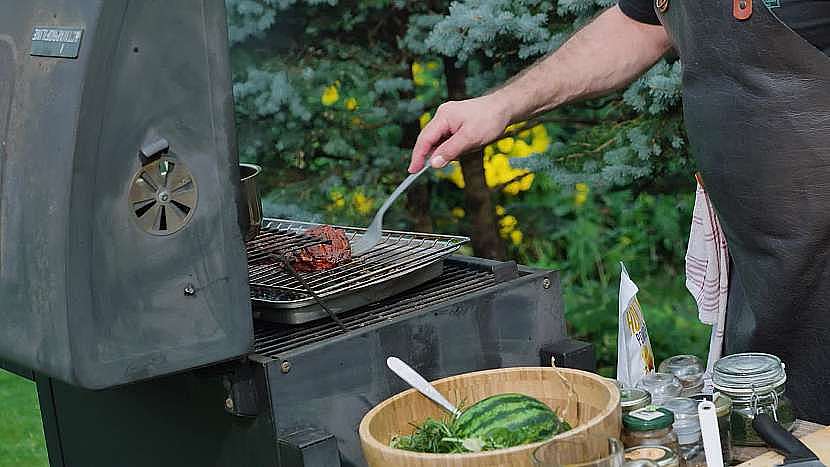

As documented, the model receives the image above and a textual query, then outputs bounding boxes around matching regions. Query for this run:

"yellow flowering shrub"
[574,182,589,207]
[353,192,373,215]
[419,112,431,129]
[345,97,358,111]
[321,83,339,106]
[510,229,523,246]
[451,207,465,218]
[435,123,550,196]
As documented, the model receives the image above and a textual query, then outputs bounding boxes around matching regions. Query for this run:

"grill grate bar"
[253,265,496,356]
[246,219,468,307]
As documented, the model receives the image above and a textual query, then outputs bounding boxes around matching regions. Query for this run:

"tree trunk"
[401,62,434,233]
[442,57,506,260]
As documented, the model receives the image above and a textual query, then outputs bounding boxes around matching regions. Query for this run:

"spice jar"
[662,398,706,467]
[622,407,680,454]
[621,388,652,415]
[713,352,796,446]
[624,446,680,467]
[690,392,732,463]
[659,355,705,396]
[636,373,682,405]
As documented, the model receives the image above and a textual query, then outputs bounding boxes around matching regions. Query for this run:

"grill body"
[34,257,567,467]
[0,1,253,388]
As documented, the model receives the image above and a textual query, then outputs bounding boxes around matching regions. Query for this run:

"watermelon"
[454,393,571,448]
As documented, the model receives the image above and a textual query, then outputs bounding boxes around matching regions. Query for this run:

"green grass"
[0,370,47,467]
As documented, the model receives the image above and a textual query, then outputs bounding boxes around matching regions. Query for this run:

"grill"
[0,4,575,466]
[246,219,469,324]
[253,261,496,356]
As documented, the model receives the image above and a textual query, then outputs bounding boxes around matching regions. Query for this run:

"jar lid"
[623,407,675,431]
[636,373,682,404]
[625,446,679,467]
[621,388,652,409]
[659,355,705,388]
[713,353,786,393]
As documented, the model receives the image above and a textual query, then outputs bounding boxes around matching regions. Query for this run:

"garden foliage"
[226,0,708,373]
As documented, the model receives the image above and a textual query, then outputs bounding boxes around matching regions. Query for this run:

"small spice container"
[621,388,652,415]
[713,352,796,446]
[624,446,680,467]
[662,398,706,467]
[659,355,705,397]
[622,407,679,454]
[636,373,682,405]
[690,392,732,463]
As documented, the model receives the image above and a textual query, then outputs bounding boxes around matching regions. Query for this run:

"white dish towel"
[685,174,729,388]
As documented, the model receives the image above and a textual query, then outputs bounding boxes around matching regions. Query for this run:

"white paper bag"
[616,262,656,387]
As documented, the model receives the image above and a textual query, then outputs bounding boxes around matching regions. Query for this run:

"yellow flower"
[509,140,533,158]
[499,215,518,237]
[451,207,465,218]
[414,74,426,86]
[419,112,431,129]
[329,190,346,209]
[495,205,506,216]
[426,61,439,70]
[411,62,424,75]
[530,125,551,153]
[510,229,523,246]
[574,183,589,207]
[345,97,358,111]
[351,116,363,127]
[353,192,374,215]
[484,145,495,158]
[435,161,465,189]
[496,137,515,154]
[321,84,339,106]
[620,236,632,246]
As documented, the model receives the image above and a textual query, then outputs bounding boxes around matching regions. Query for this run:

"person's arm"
[408,5,672,173]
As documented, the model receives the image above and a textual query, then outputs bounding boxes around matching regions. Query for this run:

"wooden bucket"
[358,367,621,467]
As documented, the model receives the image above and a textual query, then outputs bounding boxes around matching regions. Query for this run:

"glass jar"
[713,352,796,446]
[624,446,680,467]
[662,398,706,467]
[659,355,705,397]
[637,373,682,405]
[621,388,652,415]
[622,407,680,454]
[690,392,733,463]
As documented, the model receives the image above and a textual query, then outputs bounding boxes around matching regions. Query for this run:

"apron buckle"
[733,0,752,20]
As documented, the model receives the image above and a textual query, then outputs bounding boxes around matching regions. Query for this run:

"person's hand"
[408,95,512,173]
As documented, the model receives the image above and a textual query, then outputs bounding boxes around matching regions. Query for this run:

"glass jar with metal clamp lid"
[712,352,796,446]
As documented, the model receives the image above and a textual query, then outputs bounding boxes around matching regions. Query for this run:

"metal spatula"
[386,356,460,416]
[351,162,431,256]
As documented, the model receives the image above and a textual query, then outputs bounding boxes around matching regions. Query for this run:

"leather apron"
[656,1,830,422]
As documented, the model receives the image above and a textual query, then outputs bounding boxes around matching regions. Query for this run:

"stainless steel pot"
[239,163,262,242]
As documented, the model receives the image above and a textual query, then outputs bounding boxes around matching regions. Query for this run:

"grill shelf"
[247,218,469,324]
[253,261,499,356]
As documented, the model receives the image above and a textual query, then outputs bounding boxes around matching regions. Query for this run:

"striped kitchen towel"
[685,173,729,387]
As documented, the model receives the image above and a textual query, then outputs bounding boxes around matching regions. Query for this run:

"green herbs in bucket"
[390,393,572,453]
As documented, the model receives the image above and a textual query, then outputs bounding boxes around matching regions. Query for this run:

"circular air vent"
[128,157,198,235]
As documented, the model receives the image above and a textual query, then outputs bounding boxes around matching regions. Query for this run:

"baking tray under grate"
[246,218,469,324]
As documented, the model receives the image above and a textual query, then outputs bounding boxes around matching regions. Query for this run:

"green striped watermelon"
[454,393,571,448]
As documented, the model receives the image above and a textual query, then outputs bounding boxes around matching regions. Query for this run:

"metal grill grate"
[246,219,469,321]
[252,263,496,356]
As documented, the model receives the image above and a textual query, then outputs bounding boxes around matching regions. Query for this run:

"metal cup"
[239,163,262,242]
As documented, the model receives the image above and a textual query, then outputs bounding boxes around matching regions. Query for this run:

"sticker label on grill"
[30,27,84,59]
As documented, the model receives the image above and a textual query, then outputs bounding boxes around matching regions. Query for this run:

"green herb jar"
[690,393,733,464]
[713,353,796,446]
[622,407,680,454]
[621,388,652,416]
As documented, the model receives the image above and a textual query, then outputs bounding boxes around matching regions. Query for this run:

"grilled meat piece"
[288,225,352,272]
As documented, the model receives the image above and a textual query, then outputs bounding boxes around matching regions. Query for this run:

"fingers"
[409,112,452,173]
[429,130,470,168]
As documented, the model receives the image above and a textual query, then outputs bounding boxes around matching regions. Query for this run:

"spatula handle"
[386,356,460,417]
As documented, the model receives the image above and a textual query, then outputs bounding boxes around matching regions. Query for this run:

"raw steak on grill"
[288,225,352,272]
